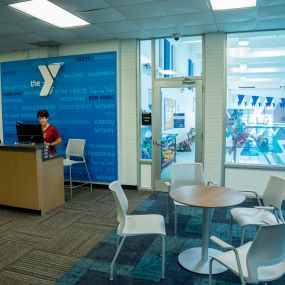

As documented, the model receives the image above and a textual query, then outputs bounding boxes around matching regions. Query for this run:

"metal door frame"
[152,77,203,190]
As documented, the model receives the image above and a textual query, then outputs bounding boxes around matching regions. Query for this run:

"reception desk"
[0,144,65,214]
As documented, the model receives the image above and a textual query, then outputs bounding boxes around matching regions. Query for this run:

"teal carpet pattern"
[56,192,285,285]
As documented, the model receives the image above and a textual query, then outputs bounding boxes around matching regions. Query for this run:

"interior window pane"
[140,40,152,160]
[155,36,202,78]
[226,31,285,165]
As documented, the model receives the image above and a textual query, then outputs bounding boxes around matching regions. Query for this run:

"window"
[140,40,152,159]
[155,36,202,78]
[226,31,285,165]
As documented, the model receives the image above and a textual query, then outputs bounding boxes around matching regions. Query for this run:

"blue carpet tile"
[56,192,285,285]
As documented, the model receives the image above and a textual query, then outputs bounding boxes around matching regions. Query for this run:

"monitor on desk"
[16,122,44,144]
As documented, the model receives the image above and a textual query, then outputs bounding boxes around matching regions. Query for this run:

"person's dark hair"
[37,109,49,119]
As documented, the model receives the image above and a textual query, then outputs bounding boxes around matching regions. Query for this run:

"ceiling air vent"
[238,86,255,89]
[30,40,61,47]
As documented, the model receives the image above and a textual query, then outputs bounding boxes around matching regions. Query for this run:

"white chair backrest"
[171,163,204,187]
[109,181,128,235]
[66,139,86,159]
[246,223,285,283]
[263,175,285,209]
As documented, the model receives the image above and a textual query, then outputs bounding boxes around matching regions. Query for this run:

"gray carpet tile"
[0,187,150,285]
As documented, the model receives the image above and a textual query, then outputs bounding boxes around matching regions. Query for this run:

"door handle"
[153,140,161,146]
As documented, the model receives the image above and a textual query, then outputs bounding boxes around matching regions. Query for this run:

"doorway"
[152,78,203,190]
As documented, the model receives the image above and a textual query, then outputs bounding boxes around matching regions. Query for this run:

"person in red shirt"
[37,109,61,155]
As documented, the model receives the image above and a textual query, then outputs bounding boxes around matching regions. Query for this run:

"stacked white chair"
[109,181,166,281]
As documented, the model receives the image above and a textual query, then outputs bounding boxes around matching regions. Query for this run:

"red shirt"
[43,125,60,155]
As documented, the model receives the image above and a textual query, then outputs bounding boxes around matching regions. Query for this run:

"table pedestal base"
[178,247,228,274]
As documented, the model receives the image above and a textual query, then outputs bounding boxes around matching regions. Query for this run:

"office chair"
[209,223,285,285]
[63,139,92,198]
[109,181,166,281]
[230,175,285,245]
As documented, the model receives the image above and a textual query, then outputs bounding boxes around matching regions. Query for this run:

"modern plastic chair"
[165,163,206,237]
[63,139,92,198]
[209,223,285,285]
[109,181,166,281]
[230,175,285,245]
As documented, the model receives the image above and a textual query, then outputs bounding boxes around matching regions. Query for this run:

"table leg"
[177,207,227,274]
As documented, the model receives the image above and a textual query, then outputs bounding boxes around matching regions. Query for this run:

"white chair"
[63,139,92,198]
[230,175,285,245]
[166,162,208,237]
[209,223,285,285]
[109,181,166,281]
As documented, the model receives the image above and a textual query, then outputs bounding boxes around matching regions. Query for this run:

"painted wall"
[0,39,138,186]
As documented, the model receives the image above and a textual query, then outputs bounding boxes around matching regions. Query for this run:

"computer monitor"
[16,123,44,144]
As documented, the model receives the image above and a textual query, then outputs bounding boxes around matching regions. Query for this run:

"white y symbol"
[38,63,63,96]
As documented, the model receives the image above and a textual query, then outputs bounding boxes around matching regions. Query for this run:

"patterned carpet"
[0,187,150,285]
[55,192,285,285]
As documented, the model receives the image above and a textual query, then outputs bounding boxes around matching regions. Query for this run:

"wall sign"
[173,113,185,128]
[1,51,117,183]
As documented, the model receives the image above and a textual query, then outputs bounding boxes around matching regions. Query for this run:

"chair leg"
[229,214,233,243]
[161,235,165,279]
[241,227,245,245]
[209,257,213,285]
[174,204,177,238]
[166,195,170,223]
[110,236,126,280]
[69,165,72,199]
[84,162,92,192]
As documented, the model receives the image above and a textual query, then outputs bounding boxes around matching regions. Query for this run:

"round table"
[170,185,245,274]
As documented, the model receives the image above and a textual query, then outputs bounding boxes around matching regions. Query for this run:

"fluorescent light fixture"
[159,69,176,75]
[238,39,249,46]
[229,48,285,58]
[210,0,256,10]
[9,0,89,28]
[231,67,281,73]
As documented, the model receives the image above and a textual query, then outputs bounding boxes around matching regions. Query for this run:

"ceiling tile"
[0,24,26,36]
[157,0,210,15]
[77,8,125,24]
[114,2,166,19]
[214,7,257,23]
[259,0,285,6]
[179,24,217,35]
[67,25,108,37]
[131,16,177,30]
[103,0,153,6]
[0,6,33,24]
[217,21,256,33]
[97,20,139,33]
[172,12,215,26]
[258,4,285,20]
[8,33,47,44]
[49,0,109,12]
[9,19,55,33]
[256,18,285,30]
[114,30,151,39]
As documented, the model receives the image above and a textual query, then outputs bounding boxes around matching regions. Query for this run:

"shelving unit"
[161,134,177,169]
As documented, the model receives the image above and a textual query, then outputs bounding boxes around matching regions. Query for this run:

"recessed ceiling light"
[9,0,89,28]
[238,39,249,46]
[210,0,256,11]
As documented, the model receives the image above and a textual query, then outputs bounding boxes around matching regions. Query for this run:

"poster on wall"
[1,51,117,183]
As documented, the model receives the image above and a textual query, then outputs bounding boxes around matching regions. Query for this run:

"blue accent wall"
[1,51,117,183]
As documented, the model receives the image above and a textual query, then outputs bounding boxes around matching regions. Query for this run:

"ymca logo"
[31,62,64,96]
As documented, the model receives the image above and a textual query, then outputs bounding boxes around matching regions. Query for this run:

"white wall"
[0,39,138,185]
[204,33,226,185]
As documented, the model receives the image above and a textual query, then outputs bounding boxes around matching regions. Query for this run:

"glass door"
[152,78,203,190]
